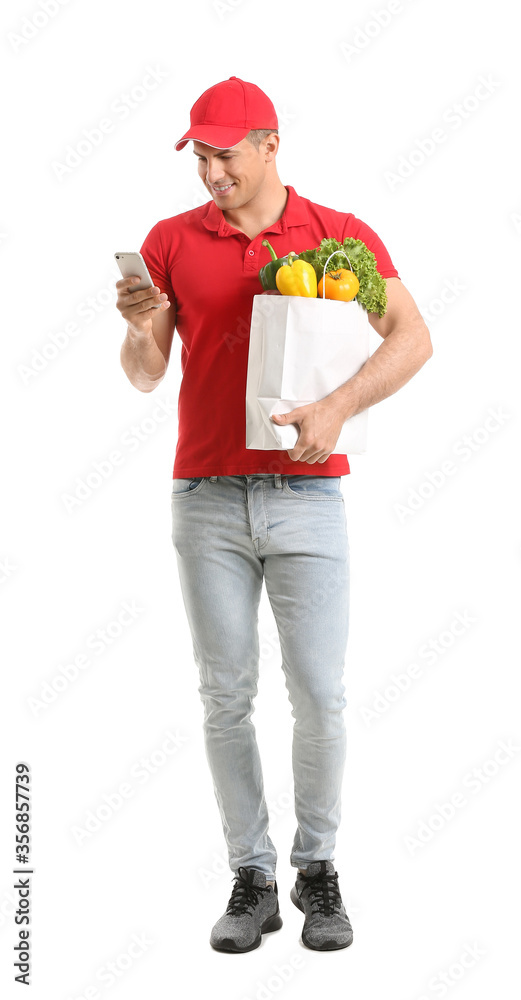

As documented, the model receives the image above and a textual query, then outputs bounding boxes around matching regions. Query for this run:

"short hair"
[246,128,279,149]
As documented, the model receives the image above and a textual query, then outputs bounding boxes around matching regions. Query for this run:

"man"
[118,76,432,953]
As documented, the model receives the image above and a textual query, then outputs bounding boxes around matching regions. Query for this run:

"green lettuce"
[297,237,388,317]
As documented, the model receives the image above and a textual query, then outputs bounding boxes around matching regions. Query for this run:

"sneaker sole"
[210,909,283,953]
[290,886,353,951]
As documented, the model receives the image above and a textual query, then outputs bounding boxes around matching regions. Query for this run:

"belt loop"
[209,476,217,482]
[274,473,282,488]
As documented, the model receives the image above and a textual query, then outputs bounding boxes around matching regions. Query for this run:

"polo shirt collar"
[201,185,309,237]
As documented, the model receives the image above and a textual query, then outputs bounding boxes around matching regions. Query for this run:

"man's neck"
[222,182,289,241]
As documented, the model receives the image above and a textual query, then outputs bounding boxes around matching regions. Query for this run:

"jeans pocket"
[171,477,206,498]
[283,475,343,500]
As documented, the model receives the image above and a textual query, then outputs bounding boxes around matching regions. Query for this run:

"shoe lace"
[226,867,271,917]
[298,870,342,916]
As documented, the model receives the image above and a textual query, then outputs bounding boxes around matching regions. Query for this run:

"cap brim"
[174,123,253,151]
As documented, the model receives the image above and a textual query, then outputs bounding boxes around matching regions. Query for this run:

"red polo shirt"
[140,185,399,478]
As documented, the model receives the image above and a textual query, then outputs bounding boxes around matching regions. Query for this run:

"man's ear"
[263,134,279,161]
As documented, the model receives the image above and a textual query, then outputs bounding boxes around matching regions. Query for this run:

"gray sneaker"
[210,866,283,953]
[290,860,353,951]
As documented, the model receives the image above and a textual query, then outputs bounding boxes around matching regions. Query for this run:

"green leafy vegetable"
[297,237,388,317]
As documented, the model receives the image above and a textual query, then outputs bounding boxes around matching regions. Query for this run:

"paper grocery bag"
[245,294,370,454]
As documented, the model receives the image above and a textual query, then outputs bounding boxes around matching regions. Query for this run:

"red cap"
[174,76,278,151]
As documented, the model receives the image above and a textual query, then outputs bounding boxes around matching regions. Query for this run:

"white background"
[1,0,520,997]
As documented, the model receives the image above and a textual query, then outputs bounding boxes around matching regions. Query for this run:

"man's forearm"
[327,321,433,420]
[120,326,167,392]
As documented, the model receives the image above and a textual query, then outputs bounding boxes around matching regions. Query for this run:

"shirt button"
[248,250,255,256]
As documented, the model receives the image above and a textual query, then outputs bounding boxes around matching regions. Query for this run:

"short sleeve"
[342,215,400,280]
[139,222,175,303]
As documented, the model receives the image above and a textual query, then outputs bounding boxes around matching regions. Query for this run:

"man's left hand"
[270,398,347,464]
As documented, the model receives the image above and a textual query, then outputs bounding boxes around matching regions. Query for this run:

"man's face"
[193,135,273,209]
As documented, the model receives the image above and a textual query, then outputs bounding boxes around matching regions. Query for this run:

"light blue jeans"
[170,473,350,880]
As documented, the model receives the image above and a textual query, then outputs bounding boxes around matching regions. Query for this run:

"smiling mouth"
[211,183,235,194]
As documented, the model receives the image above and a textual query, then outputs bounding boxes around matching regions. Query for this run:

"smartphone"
[114,251,161,307]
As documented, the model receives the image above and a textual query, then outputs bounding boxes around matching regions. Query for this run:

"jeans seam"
[259,480,271,549]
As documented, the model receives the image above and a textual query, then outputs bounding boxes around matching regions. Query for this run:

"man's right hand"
[116,276,170,337]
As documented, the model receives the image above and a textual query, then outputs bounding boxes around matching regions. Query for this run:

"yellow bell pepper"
[275,253,317,297]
